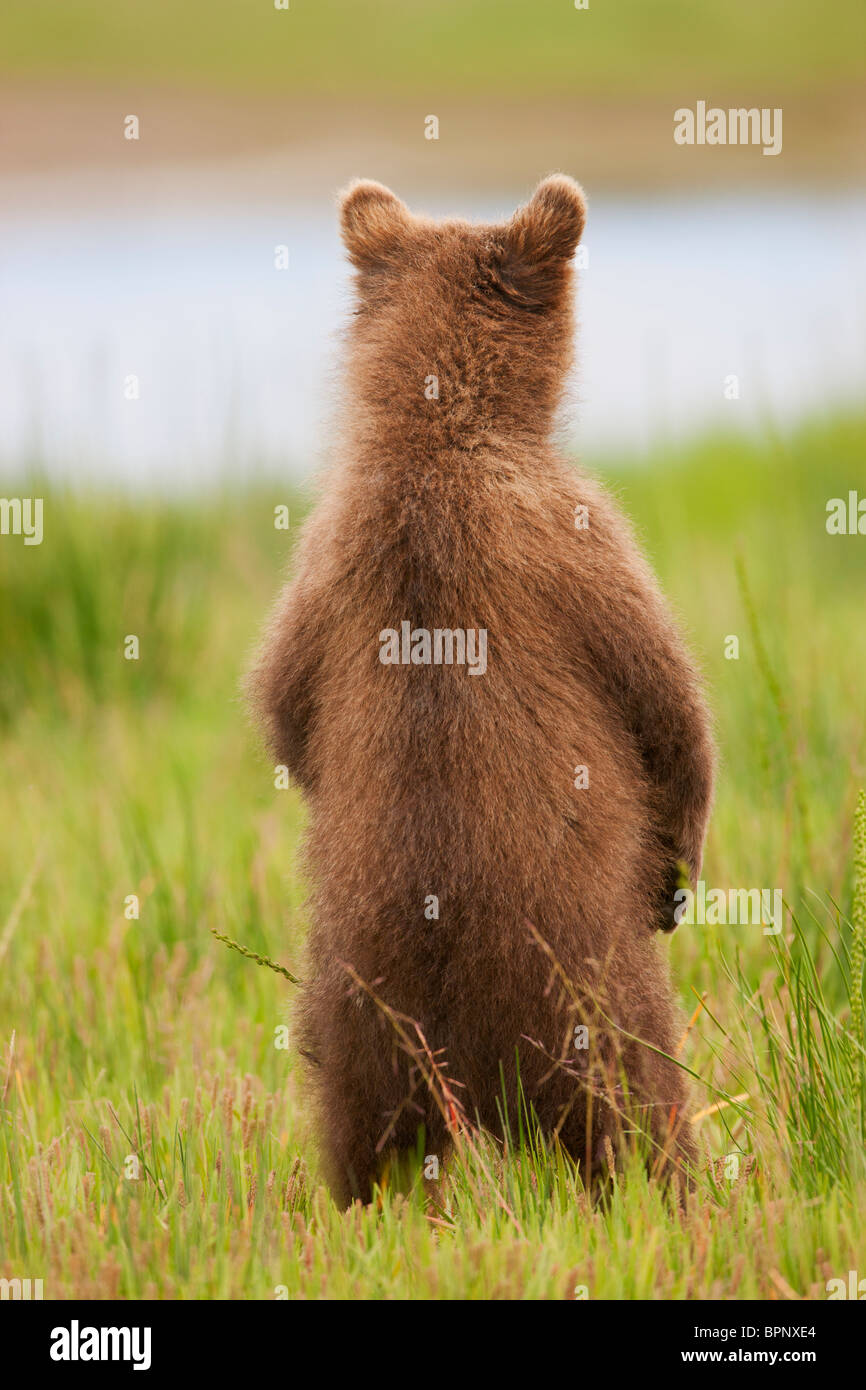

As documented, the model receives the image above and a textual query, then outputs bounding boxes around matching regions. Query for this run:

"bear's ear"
[492,176,586,309]
[507,175,586,264]
[339,180,413,271]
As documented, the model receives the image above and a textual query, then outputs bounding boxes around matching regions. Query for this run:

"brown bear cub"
[250,176,715,1206]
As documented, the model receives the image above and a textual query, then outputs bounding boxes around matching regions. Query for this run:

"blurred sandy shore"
[2,82,864,213]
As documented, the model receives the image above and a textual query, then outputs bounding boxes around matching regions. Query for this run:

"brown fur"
[249,176,715,1205]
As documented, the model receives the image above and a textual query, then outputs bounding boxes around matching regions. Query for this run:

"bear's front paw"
[655,859,692,933]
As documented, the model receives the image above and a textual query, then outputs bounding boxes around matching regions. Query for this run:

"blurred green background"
[2,0,864,96]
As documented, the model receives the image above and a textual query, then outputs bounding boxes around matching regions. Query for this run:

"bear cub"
[250,176,715,1205]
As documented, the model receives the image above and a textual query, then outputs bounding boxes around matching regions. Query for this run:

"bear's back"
[301,452,657,967]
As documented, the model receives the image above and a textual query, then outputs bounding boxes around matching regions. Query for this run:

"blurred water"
[1,188,864,489]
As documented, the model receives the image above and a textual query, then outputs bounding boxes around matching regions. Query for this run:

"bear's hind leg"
[310,1011,448,1207]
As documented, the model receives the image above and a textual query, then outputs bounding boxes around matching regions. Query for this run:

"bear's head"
[338,176,586,451]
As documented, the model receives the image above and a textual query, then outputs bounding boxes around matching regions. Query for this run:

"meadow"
[1,411,865,1299]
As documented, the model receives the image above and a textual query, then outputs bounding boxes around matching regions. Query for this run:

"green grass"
[2,0,864,98]
[1,412,865,1298]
